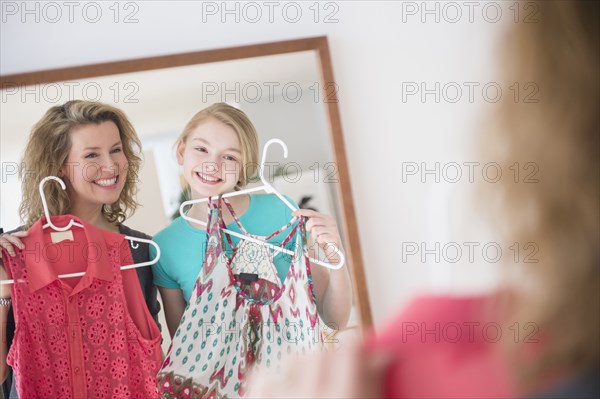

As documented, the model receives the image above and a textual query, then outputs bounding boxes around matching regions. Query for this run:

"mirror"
[0,36,371,347]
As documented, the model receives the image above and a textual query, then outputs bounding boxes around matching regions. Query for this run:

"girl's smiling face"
[177,117,242,198]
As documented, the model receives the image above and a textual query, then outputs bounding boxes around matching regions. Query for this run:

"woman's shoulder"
[119,224,151,240]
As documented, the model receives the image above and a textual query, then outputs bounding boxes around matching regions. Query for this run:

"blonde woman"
[0,100,161,393]
[251,1,599,397]
[482,0,599,394]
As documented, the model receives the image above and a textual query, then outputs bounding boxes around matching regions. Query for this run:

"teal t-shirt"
[150,194,299,303]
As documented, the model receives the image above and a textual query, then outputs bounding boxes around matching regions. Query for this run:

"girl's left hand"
[292,209,343,252]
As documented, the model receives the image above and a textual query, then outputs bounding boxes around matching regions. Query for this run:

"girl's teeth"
[197,173,219,182]
[96,177,117,186]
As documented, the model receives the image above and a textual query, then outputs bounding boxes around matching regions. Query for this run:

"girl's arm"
[158,287,187,338]
[293,209,353,330]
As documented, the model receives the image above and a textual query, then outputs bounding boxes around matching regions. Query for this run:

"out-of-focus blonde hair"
[176,103,259,191]
[19,100,142,228]
[484,0,599,387]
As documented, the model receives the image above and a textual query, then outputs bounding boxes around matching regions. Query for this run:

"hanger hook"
[257,139,297,210]
[259,139,288,187]
[39,176,75,231]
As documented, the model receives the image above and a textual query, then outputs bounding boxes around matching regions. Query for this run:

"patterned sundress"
[157,196,322,398]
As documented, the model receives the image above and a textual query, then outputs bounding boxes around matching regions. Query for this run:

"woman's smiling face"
[61,121,128,208]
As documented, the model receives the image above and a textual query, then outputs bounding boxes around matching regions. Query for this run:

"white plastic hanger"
[179,138,345,270]
[0,176,161,285]
[40,176,83,231]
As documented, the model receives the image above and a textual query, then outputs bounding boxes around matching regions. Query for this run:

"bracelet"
[0,297,11,307]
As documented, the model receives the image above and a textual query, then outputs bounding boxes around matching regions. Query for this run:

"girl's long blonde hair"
[19,100,142,228]
[485,0,599,387]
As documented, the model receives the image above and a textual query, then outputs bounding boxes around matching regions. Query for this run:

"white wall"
[1,1,512,326]
[126,149,170,235]
[241,91,333,171]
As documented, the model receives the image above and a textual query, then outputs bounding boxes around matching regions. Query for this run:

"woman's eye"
[195,147,208,153]
[84,153,98,159]
[111,148,122,154]
[224,155,237,162]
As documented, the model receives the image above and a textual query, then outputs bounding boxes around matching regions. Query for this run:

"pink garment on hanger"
[366,295,521,399]
[2,215,162,399]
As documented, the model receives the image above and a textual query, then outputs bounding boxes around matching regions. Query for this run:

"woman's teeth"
[95,177,117,186]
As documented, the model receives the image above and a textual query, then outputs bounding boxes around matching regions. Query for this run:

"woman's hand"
[0,231,28,258]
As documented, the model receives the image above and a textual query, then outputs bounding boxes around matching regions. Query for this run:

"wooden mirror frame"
[0,35,372,330]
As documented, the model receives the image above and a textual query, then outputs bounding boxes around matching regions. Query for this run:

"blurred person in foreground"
[249,1,599,398]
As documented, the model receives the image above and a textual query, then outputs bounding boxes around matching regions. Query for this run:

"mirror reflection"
[0,47,367,361]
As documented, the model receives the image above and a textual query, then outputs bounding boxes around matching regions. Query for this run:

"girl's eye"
[111,148,122,154]
[84,153,98,159]
[194,147,208,153]
[224,155,237,162]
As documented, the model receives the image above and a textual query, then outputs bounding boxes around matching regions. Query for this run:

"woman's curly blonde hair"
[19,100,142,228]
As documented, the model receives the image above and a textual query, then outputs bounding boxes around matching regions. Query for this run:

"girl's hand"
[292,209,342,251]
[248,341,393,398]
[0,231,28,258]
[292,209,344,265]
